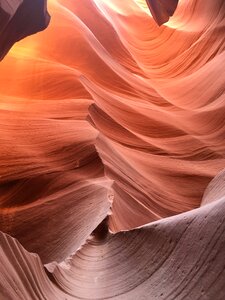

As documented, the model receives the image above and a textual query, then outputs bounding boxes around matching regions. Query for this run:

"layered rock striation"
[0,0,225,299]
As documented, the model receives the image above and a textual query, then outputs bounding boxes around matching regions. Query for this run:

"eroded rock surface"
[0,0,225,299]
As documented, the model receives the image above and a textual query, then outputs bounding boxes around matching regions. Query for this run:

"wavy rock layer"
[0,0,224,235]
[0,0,225,298]
[1,170,225,299]
[86,0,225,231]
[0,0,225,253]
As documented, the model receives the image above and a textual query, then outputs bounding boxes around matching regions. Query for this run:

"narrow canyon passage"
[0,0,225,299]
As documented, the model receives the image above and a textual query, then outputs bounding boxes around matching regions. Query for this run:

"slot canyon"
[0,0,225,299]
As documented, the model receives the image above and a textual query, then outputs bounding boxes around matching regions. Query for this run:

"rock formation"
[0,0,50,60]
[0,0,225,299]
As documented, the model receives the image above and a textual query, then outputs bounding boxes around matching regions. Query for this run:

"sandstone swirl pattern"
[1,173,225,299]
[0,0,225,299]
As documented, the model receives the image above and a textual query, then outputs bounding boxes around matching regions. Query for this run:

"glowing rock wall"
[0,0,225,299]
